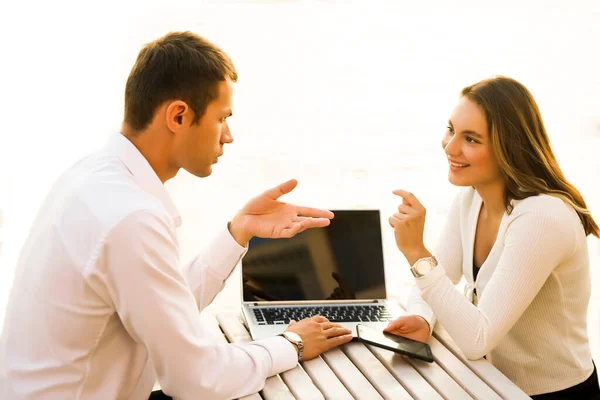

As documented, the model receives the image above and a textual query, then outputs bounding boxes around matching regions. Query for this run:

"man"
[0,31,353,399]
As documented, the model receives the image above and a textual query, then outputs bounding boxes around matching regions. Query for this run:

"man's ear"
[166,100,189,132]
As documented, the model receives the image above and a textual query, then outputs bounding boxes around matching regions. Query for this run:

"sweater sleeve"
[407,191,464,333]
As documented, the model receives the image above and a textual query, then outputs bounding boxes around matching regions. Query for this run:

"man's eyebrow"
[448,120,483,138]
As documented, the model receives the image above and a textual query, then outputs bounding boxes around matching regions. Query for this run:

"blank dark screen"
[242,210,386,301]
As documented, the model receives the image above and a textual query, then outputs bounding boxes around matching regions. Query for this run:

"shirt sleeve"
[182,225,247,311]
[414,200,578,360]
[98,210,297,399]
[407,191,464,333]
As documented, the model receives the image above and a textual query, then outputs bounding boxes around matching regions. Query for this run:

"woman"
[386,76,600,398]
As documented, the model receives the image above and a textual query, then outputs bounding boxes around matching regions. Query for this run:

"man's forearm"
[184,226,247,310]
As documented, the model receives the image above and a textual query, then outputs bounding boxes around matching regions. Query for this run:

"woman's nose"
[443,134,459,156]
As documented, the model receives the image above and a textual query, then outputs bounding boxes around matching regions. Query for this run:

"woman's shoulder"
[510,193,580,227]
[451,189,579,228]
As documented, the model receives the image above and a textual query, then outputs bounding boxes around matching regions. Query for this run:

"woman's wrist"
[416,315,431,333]
[403,247,432,266]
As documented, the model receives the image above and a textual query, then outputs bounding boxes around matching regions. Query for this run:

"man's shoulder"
[57,154,167,233]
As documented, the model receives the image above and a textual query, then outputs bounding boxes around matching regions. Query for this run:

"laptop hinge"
[249,299,384,307]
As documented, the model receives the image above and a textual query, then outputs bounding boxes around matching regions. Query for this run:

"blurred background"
[0,0,598,360]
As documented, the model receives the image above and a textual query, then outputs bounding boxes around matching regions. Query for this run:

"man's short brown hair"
[123,31,238,132]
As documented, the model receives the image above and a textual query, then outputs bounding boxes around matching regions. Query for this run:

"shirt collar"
[104,133,182,227]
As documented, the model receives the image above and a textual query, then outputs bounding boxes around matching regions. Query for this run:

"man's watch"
[278,331,304,361]
[410,256,438,277]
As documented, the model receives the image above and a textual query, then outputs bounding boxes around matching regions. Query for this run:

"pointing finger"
[393,190,424,210]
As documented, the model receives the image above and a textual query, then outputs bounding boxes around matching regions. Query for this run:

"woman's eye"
[446,126,454,134]
[466,136,478,144]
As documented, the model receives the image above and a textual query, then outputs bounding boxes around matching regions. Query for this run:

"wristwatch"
[410,256,438,278]
[278,331,304,361]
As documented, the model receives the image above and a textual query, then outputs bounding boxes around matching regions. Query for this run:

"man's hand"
[285,316,353,360]
[229,179,334,246]
[383,315,431,343]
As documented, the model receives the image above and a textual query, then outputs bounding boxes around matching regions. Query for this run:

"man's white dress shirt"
[0,134,297,399]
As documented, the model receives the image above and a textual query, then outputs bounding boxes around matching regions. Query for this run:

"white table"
[197,310,530,400]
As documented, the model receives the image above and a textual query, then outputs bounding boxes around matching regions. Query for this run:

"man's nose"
[222,121,233,144]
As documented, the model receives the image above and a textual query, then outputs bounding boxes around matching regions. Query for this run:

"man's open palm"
[232,179,334,243]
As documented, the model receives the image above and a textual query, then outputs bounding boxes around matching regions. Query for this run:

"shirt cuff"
[198,226,248,280]
[253,336,298,376]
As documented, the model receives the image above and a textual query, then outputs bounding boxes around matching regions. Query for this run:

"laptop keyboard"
[252,305,393,325]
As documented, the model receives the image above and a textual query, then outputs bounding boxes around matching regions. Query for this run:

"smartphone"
[356,324,434,363]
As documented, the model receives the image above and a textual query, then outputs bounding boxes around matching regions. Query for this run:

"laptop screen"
[242,210,387,302]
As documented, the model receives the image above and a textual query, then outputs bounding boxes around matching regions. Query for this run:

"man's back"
[1,136,174,399]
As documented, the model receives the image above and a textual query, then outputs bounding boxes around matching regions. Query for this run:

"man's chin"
[187,166,212,178]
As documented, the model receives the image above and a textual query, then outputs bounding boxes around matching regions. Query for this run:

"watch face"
[416,260,432,275]
[285,331,302,343]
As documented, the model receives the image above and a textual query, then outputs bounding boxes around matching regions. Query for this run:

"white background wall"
[0,0,599,361]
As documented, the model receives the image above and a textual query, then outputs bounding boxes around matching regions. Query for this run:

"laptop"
[241,209,402,340]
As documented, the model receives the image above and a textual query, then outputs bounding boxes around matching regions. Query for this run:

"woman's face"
[442,96,503,189]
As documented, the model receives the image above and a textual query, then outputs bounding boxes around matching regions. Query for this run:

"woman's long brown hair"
[462,76,599,237]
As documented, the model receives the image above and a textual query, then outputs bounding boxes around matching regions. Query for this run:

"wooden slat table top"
[212,312,528,400]
[394,297,532,400]
[154,310,529,399]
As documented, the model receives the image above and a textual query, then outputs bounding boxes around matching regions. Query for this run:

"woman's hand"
[389,190,430,265]
[383,315,431,343]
